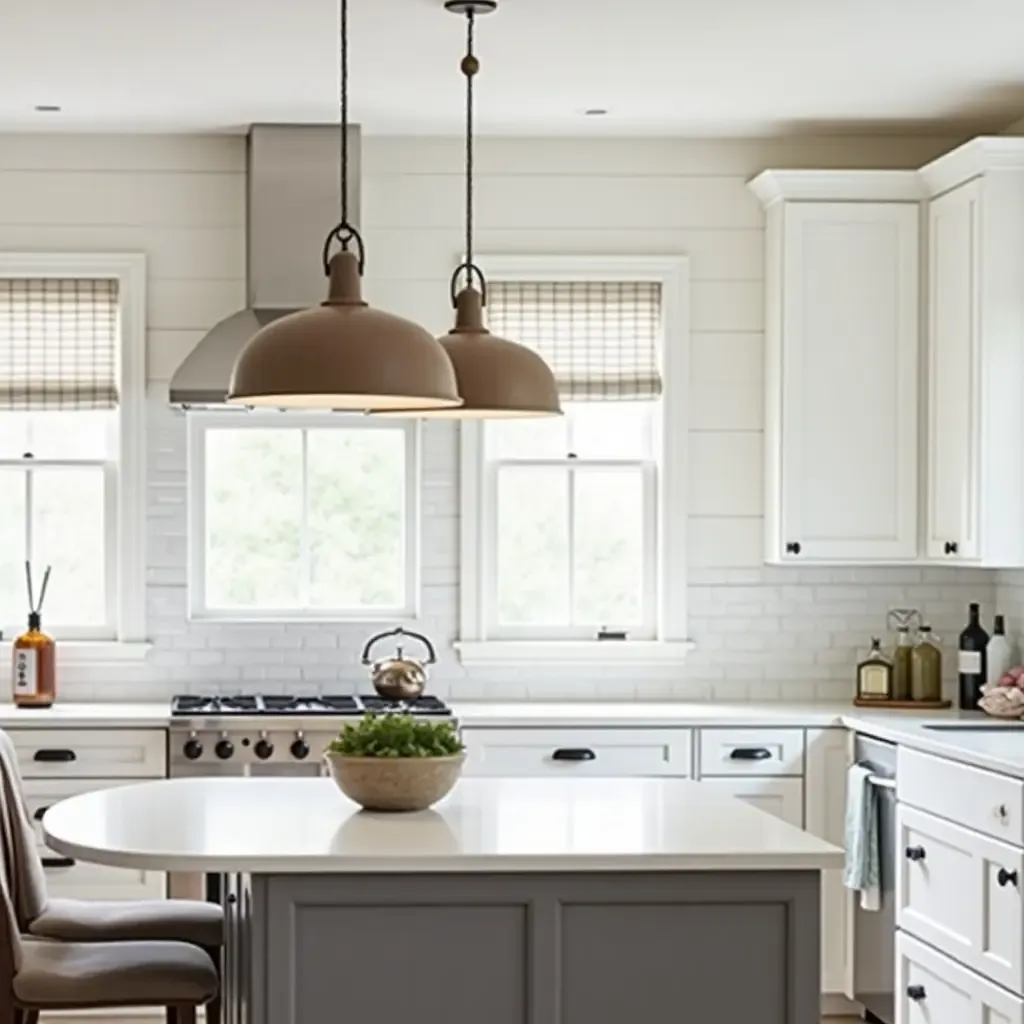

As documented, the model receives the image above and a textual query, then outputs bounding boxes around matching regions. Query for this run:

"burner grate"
[170,693,451,717]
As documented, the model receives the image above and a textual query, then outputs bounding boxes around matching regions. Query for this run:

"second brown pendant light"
[376,0,561,419]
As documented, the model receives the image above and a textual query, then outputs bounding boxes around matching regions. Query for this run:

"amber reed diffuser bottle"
[13,562,56,708]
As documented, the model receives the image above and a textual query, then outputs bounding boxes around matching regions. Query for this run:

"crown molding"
[748,169,924,206]
[920,136,1024,195]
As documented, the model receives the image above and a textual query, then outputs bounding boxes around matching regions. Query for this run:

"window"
[0,256,146,647]
[188,413,418,620]
[458,256,690,665]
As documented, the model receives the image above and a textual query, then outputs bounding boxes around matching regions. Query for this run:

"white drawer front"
[461,728,692,778]
[697,727,805,777]
[25,779,166,903]
[11,729,166,779]
[698,777,804,828]
[897,931,1024,1024]
[898,804,1023,992]
[899,746,1024,845]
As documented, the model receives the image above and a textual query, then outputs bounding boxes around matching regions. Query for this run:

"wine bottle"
[958,603,989,710]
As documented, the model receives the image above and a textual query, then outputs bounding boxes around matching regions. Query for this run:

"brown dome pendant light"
[374,0,561,419]
[226,0,462,412]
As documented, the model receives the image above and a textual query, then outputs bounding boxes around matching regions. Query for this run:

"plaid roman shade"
[487,280,662,401]
[0,278,119,411]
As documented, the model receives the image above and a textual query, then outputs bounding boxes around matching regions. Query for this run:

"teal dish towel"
[843,763,881,911]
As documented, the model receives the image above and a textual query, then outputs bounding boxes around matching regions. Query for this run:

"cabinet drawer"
[10,729,166,779]
[898,803,1023,991]
[24,779,166,903]
[697,728,805,777]
[698,777,804,828]
[461,728,692,778]
[899,746,1024,844]
[897,931,1023,1024]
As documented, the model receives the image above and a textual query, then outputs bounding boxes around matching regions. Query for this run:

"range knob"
[290,734,310,760]
[254,733,274,761]
[214,735,234,760]
[183,734,203,760]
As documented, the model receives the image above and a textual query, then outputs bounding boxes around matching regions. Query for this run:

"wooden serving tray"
[852,698,952,709]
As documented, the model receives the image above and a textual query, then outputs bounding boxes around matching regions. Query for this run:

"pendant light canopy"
[374,0,561,419]
[227,0,461,412]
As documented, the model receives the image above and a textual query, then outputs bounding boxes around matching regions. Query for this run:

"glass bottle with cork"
[856,638,894,704]
[888,608,921,701]
[12,562,56,709]
[910,625,943,703]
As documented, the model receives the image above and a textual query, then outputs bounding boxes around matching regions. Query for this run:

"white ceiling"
[3,0,1024,135]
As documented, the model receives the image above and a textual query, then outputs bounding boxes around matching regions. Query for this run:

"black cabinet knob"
[906,985,926,1002]
[33,749,76,763]
[944,541,958,555]
[214,739,234,760]
[905,845,926,862]
[551,748,596,762]
[729,748,772,761]
[785,541,801,555]
[183,738,203,760]
[290,738,310,760]
[998,867,1019,888]
[254,738,274,761]
[41,856,76,869]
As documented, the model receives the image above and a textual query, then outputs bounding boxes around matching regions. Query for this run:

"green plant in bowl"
[325,714,466,812]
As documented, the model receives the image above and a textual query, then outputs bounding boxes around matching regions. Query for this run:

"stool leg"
[201,945,221,1024]
[170,1006,196,1024]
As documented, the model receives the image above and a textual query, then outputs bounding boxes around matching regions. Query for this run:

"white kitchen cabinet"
[749,171,921,564]
[461,727,692,778]
[898,802,1023,992]
[897,931,1024,1024]
[921,138,1024,566]
[697,776,804,828]
[804,728,851,998]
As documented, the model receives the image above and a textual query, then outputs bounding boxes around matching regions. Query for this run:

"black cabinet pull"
[998,868,1019,888]
[905,846,926,862]
[551,748,596,762]
[785,541,801,555]
[729,748,772,761]
[906,985,926,1002]
[33,806,50,821]
[944,541,958,555]
[33,749,76,763]
[41,856,75,869]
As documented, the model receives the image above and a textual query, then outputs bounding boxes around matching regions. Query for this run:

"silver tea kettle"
[361,627,437,701]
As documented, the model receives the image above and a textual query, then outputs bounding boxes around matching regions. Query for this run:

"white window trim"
[186,410,421,623]
[456,254,693,668]
[0,252,149,663]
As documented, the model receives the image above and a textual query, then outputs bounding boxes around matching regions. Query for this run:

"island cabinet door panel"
[460,728,692,777]
[698,777,804,828]
[897,803,1023,992]
[897,931,1024,1024]
[770,201,920,563]
[252,872,822,1024]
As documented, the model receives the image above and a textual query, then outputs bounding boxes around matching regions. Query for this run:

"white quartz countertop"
[42,775,843,874]
[0,702,173,728]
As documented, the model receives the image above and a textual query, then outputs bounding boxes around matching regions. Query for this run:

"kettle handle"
[360,627,437,665]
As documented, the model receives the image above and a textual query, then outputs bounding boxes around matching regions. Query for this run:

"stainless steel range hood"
[169,123,360,406]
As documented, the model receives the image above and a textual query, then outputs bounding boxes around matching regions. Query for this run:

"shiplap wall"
[0,131,998,701]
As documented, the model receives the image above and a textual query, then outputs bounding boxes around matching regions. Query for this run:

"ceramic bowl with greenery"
[324,714,466,812]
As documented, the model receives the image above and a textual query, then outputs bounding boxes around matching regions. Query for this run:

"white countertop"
[42,775,843,874]
[0,702,173,728]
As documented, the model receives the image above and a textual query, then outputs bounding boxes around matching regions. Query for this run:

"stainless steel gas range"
[168,693,455,778]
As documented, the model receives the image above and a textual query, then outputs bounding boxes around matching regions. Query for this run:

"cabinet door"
[897,931,1024,1024]
[773,202,919,562]
[805,729,851,997]
[927,180,981,561]
[698,777,803,828]
[897,803,1023,992]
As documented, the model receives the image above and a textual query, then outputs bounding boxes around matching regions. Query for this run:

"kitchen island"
[43,776,842,1024]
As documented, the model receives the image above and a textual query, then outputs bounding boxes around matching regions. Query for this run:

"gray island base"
[233,869,820,1024]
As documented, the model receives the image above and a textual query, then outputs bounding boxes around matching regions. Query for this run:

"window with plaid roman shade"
[486,280,662,401]
[0,278,119,411]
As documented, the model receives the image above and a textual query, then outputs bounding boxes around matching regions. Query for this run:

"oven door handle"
[867,774,896,790]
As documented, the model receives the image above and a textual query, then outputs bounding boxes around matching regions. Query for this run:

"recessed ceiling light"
[584,108,608,116]
[33,105,62,113]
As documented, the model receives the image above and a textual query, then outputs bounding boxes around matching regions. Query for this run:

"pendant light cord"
[450,7,488,307]
[322,0,366,275]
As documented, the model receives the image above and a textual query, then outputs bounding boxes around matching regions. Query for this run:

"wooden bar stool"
[0,730,223,1024]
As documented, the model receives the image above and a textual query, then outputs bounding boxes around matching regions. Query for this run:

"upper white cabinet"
[750,172,922,563]
[921,139,1024,566]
